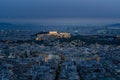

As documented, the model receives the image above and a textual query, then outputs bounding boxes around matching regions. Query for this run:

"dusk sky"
[0,0,120,19]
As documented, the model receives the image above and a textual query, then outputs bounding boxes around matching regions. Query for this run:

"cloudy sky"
[0,0,120,19]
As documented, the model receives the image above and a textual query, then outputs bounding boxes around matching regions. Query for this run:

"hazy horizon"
[0,18,120,25]
[0,0,120,27]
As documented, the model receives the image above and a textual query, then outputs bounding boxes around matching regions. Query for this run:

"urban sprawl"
[0,30,120,80]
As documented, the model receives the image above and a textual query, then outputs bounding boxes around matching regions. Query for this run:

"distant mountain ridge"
[106,23,120,27]
[0,22,13,26]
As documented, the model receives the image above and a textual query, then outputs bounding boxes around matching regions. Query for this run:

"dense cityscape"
[0,30,119,80]
[1,0,120,80]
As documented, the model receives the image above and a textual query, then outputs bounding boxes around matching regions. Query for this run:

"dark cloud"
[0,0,120,19]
